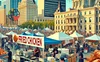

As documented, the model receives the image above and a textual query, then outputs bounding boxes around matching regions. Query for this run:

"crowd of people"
[0,27,100,62]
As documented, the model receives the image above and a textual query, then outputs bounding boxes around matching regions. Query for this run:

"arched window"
[89,17,92,22]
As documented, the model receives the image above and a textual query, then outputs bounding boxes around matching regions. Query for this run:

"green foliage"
[18,20,54,29]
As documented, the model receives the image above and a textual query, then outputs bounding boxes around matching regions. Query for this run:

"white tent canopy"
[48,32,73,40]
[6,31,17,35]
[25,31,31,34]
[70,31,83,37]
[85,34,100,41]
[35,32,44,36]
[23,28,28,31]
[33,29,37,31]
[0,33,8,38]
[44,27,52,31]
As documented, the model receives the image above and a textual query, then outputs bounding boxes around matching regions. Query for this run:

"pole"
[42,48,44,62]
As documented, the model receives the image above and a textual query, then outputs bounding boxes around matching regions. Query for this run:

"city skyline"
[0,0,72,11]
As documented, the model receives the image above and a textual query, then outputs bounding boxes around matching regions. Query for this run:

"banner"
[13,35,44,48]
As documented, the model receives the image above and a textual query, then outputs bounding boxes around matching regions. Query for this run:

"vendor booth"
[13,34,44,62]
[13,34,63,62]
[85,34,100,49]
[35,32,44,36]
[48,32,73,46]
[21,31,35,36]
[70,31,84,44]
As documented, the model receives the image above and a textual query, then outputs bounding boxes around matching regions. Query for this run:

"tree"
[18,20,54,30]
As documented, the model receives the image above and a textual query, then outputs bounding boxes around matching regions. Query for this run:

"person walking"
[52,47,58,58]
[97,44,100,50]
[79,49,84,62]
[7,48,12,62]
[76,43,80,53]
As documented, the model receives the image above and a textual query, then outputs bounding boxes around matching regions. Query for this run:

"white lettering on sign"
[16,35,44,48]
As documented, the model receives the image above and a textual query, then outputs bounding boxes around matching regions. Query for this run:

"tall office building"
[0,9,6,26]
[38,0,66,17]
[0,1,1,6]
[0,0,22,15]
[10,0,22,9]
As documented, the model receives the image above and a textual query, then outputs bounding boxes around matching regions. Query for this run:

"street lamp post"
[32,24,34,33]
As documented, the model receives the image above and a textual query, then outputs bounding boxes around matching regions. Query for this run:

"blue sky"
[0,0,72,11]
[66,0,72,11]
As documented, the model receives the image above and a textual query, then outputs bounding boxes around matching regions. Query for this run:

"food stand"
[13,34,44,62]
[0,48,7,62]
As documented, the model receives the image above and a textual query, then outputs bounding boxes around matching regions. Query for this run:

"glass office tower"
[44,0,66,17]
[0,1,1,6]
[10,0,22,9]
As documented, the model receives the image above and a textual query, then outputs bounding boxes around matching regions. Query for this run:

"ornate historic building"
[54,0,100,34]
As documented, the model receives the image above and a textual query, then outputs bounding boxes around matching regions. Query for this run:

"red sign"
[13,15,20,21]
[13,35,44,48]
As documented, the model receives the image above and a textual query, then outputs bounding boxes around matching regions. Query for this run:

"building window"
[56,20,57,24]
[64,26,66,29]
[74,18,76,23]
[58,26,60,29]
[70,18,72,23]
[64,20,66,24]
[56,26,57,29]
[61,15,63,18]
[99,2,100,6]
[58,16,60,18]
[70,14,72,16]
[84,12,86,15]
[96,17,98,23]
[85,18,86,23]
[4,5,6,9]
[89,11,91,14]
[74,13,76,16]
[61,20,63,24]
[89,17,92,22]
[96,25,98,30]
[89,25,91,30]
[64,15,66,17]
[96,10,98,14]
[99,25,100,29]
[80,25,82,29]
[85,27,86,30]
[61,26,63,30]
[99,10,100,13]
[56,16,57,18]
[79,12,82,16]
[99,17,100,22]
[85,25,86,30]
[58,20,60,24]
[74,26,76,30]
[80,19,82,23]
